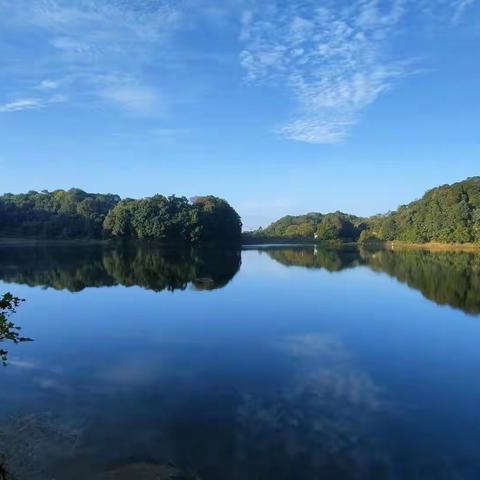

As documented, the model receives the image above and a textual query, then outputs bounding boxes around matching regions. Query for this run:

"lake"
[1,243,480,480]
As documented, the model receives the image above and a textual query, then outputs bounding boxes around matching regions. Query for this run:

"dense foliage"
[248,212,365,242]
[360,177,480,244]
[103,195,242,243]
[0,189,120,239]
[0,190,242,243]
[249,178,480,245]
[0,293,30,365]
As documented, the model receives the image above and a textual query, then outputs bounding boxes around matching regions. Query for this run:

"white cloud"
[99,82,164,115]
[417,0,477,22]
[36,79,60,90]
[239,0,477,144]
[0,0,185,114]
[8,358,37,370]
[0,99,44,112]
[239,0,410,144]
[0,0,476,131]
[150,127,191,140]
[451,0,477,22]
[0,94,67,113]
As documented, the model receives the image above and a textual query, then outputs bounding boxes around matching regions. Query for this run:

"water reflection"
[0,244,241,293]
[266,246,480,315]
[0,331,388,479]
[1,244,479,314]
[363,249,480,315]
[1,245,480,478]
[231,334,387,479]
[266,246,363,272]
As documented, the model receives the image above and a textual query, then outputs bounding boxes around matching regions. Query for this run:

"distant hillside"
[247,177,480,245]
[362,177,480,244]
[247,211,366,242]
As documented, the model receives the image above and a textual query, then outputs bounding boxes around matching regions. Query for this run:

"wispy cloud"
[99,81,165,115]
[451,0,477,21]
[0,0,476,141]
[0,0,184,114]
[0,99,44,113]
[239,0,476,144]
[0,0,245,116]
[36,79,60,90]
[150,127,192,140]
[0,95,66,113]
[417,0,477,23]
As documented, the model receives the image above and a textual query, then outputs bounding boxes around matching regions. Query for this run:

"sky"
[0,0,479,229]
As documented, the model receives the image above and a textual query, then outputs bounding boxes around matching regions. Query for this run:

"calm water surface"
[1,244,480,479]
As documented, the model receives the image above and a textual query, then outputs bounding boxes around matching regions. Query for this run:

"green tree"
[0,293,30,365]
[316,214,357,241]
[360,177,480,244]
[103,195,241,244]
[190,196,242,243]
[0,189,120,239]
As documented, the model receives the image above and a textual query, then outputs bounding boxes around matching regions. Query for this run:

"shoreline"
[0,237,111,246]
[378,241,480,252]
[243,238,480,252]
[1,237,480,252]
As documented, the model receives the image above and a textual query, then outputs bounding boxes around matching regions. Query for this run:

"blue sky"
[0,0,479,229]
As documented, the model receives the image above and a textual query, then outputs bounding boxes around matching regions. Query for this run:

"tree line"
[360,177,480,244]
[246,177,480,245]
[3,177,479,245]
[0,189,242,243]
[246,211,367,242]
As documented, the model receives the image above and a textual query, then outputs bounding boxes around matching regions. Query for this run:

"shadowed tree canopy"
[103,195,241,244]
[0,189,120,239]
[0,190,242,244]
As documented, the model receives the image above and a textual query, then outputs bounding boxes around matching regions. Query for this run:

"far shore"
[1,236,480,253]
[0,237,110,246]
[379,240,480,252]
[243,236,480,252]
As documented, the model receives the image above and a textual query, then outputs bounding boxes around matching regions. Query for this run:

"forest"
[247,177,480,245]
[360,177,480,244]
[248,212,367,243]
[2,177,480,245]
[0,189,242,243]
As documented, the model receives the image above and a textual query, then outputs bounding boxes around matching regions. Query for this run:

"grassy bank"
[378,241,480,252]
[243,235,480,253]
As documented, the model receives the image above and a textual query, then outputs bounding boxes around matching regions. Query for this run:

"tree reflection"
[0,244,241,293]
[266,246,363,272]
[266,246,480,315]
[362,248,480,315]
